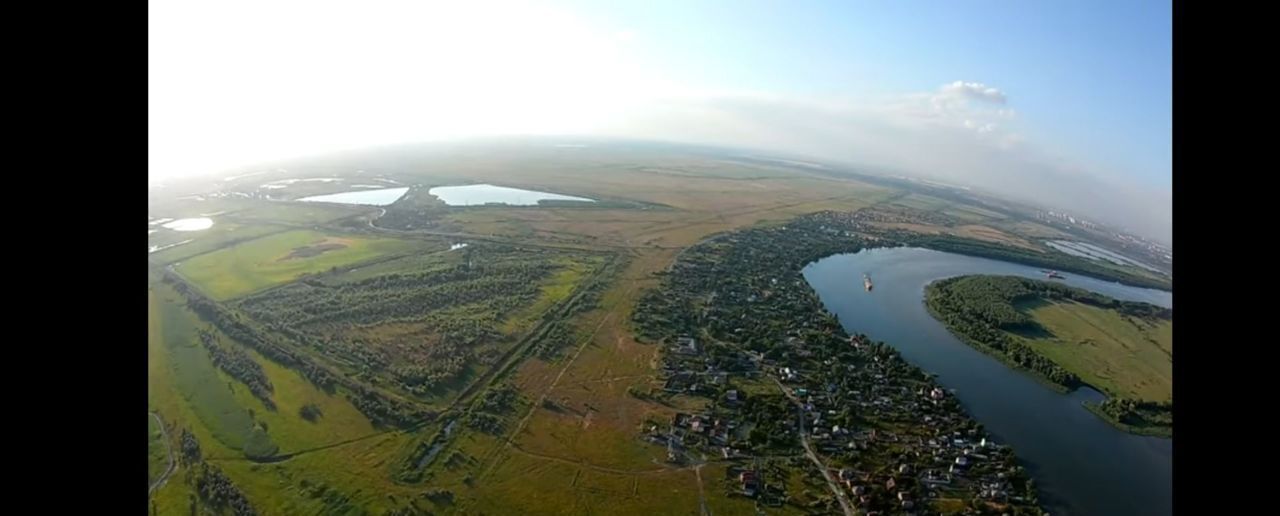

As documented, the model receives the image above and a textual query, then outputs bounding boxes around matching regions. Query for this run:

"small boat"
[864,274,873,291]
[1043,270,1065,280]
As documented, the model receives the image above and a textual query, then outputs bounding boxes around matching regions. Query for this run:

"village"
[632,211,1044,515]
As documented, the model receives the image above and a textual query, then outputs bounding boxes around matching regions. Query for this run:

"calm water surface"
[803,247,1171,516]
[428,184,595,206]
[297,187,409,206]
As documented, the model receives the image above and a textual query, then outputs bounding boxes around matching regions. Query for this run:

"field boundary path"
[149,412,177,496]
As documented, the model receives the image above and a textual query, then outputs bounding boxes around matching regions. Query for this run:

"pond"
[296,187,410,206]
[427,184,595,206]
[802,247,1171,516]
[162,218,214,232]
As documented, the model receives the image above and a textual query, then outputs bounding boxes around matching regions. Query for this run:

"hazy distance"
[150,0,1171,243]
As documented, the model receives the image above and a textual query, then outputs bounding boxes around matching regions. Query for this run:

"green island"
[924,275,1172,437]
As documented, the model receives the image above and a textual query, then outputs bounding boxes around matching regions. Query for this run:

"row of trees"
[169,274,434,429]
[466,384,519,434]
[1098,398,1173,429]
[197,329,276,410]
[345,384,433,428]
[194,462,258,516]
[234,246,580,402]
[531,321,573,359]
[178,430,259,516]
[179,429,201,465]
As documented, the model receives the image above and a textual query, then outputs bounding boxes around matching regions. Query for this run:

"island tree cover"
[924,275,1172,436]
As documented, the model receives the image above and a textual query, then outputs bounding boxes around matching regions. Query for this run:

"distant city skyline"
[150,0,1171,241]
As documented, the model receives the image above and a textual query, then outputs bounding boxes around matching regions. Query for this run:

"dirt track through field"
[149,412,177,496]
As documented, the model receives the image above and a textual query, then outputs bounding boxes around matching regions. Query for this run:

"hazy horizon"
[150,0,1172,242]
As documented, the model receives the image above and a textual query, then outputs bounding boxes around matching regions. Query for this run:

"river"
[802,247,1172,516]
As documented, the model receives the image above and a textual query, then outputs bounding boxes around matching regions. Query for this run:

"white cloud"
[940,80,1008,104]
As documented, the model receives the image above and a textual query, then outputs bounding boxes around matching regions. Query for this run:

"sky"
[150,0,1172,242]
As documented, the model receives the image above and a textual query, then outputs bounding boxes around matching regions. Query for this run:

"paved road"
[148,412,176,496]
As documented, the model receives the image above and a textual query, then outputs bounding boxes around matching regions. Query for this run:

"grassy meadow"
[1015,299,1173,402]
[175,230,419,300]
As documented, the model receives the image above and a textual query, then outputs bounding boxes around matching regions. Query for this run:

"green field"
[149,222,287,265]
[1016,299,1173,401]
[890,192,952,211]
[943,204,1007,223]
[176,230,418,300]
[153,284,278,457]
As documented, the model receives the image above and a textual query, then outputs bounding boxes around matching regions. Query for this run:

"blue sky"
[563,0,1172,189]
[150,0,1172,239]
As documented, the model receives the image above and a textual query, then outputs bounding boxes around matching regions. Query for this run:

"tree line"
[177,429,259,516]
[197,328,276,410]
[165,273,434,429]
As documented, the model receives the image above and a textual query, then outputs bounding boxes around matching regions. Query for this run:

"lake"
[162,217,214,232]
[428,184,595,206]
[297,187,409,206]
[802,247,1172,516]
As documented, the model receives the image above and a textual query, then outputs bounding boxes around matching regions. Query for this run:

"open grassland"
[149,195,365,223]
[222,344,380,453]
[176,229,419,300]
[943,204,1008,223]
[211,432,423,514]
[152,284,273,455]
[1016,299,1173,401]
[149,277,409,513]
[890,192,952,211]
[149,222,287,265]
[454,449,703,515]
[993,219,1073,239]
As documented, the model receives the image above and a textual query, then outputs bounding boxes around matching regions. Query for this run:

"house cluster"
[635,212,1043,513]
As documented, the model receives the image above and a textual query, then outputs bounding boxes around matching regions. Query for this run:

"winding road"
[148,412,176,496]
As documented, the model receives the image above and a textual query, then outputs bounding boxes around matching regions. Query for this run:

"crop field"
[175,229,421,300]
[1015,299,1173,401]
